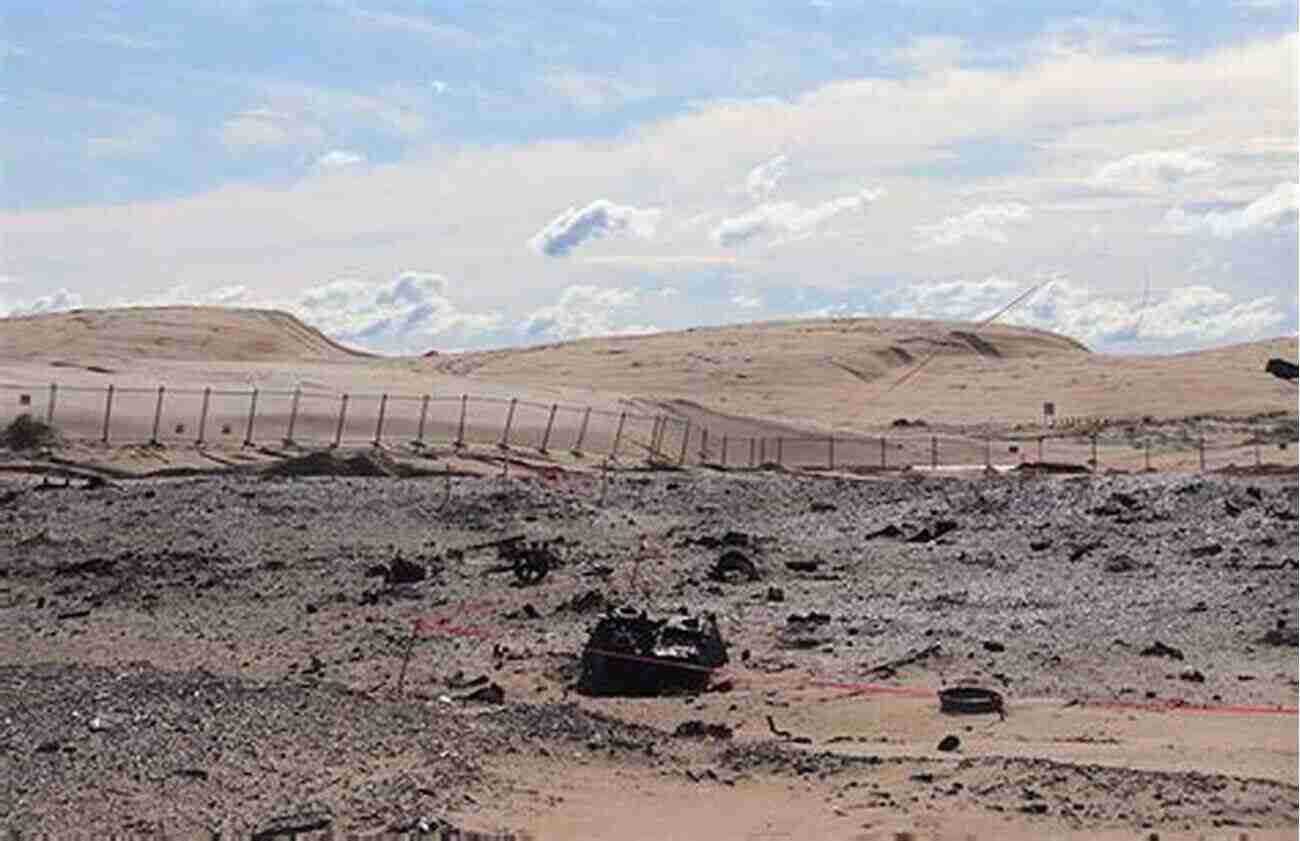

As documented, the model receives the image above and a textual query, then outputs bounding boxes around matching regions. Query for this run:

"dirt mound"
[261,449,410,478]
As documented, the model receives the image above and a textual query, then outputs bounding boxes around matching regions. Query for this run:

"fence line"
[2,382,1294,474]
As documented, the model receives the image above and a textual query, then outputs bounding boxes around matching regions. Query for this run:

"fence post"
[574,407,592,454]
[721,435,728,468]
[776,436,783,467]
[700,427,709,463]
[611,412,627,459]
[46,383,58,424]
[931,435,937,470]
[828,436,835,470]
[1255,440,1261,469]
[499,397,517,448]
[243,388,258,447]
[984,434,991,469]
[101,385,115,444]
[749,437,756,468]
[1091,433,1098,471]
[759,437,766,465]
[416,395,430,446]
[333,394,349,448]
[1144,437,1151,471]
[285,387,302,445]
[148,385,166,445]
[455,394,468,447]
[880,436,887,469]
[195,387,211,446]
[373,393,389,447]
[540,403,558,453]
[678,420,691,465]
[1037,436,1044,463]
[1198,431,1205,472]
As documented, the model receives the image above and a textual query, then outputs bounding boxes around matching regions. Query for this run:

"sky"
[2,1,1297,356]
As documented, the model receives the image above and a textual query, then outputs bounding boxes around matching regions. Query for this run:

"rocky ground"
[0,452,1296,839]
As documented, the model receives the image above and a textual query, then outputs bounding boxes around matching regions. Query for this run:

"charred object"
[578,606,728,696]
[1265,357,1298,383]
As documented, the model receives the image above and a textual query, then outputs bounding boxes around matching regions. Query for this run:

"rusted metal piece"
[578,607,728,696]
[938,686,1005,717]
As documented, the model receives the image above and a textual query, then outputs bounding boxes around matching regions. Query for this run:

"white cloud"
[731,293,763,309]
[880,275,1286,346]
[0,289,83,317]
[528,200,662,257]
[1093,149,1216,188]
[521,285,655,341]
[915,203,1030,246]
[291,271,501,353]
[712,188,882,247]
[542,72,654,109]
[1164,182,1299,238]
[220,108,323,149]
[745,154,789,200]
[314,149,366,171]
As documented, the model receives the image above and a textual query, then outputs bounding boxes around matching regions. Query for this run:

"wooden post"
[1091,433,1098,471]
[678,420,691,465]
[611,412,627,459]
[499,397,517,448]
[373,393,388,447]
[195,387,211,446]
[573,407,592,453]
[880,436,887,469]
[721,435,728,468]
[1198,432,1205,472]
[455,394,467,447]
[149,385,166,445]
[1037,436,1044,463]
[828,436,835,470]
[415,395,430,445]
[101,384,115,444]
[242,388,258,447]
[749,437,756,468]
[1144,438,1151,471]
[46,383,57,424]
[539,403,558,453]
[984,434,992,469]
[1255,440,1261,469]
[759,437,766,465]
[333,394,349,448]
[700,428,709,463]
[776,436,783,467]
[931,435,937,470]
[599,458,610,506]
[285,387,302,445]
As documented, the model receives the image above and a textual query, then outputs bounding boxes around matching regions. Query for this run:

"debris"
[1068,542,1101,562]
[578,607,728,696]
[784,560,820,573]
[867,643,942,677]
[778,612,834,649]
[498,540,555,585]
[1178,668,1206,683]
[459,683,505,704]
[1103,554,1139,573]
[445,673,489,690]
[709,550,761,582]
[387,553,427,585]
[766,715,812,744]
[982,640,1006,653]
[250,808,333,841]
[1188,543,1223,558]
[673,721,734,740]
[1259,621,1298,648]
[938,686,1005,718]
[905,520,959,543]
[936,735,961,752]
[864,524,905,540]
[1029,540,1052,552]
[558,590,608,614]
[1139,641,1184,661]
[809,501,837,513]
[765,586,785,603]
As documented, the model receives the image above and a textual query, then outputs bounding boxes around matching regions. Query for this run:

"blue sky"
[2,1,1296,354]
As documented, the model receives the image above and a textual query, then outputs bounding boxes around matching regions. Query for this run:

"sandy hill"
[0,306,372,364]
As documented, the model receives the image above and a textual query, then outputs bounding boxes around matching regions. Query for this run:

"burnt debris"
[577,606,729,696]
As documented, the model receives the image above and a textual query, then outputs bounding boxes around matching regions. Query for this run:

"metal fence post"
[416,395,430,445]
[1144,438,1151,471]
[455,394,468,447]
[749,438,756,468]
[1255,440,1261,469]
[243,388,258,447]
[828,436,834,470]
[285,387,301,445]
[678,420,691,465]
[1037,436,1044,463]
[776,436,783,467]
[540,403,558,453]
[701,428,709,463]
[759,437,766,465]
[499,397,518,448]
[46,383,58,424]
[1198,432,1205,472]
[880,436,887,469]
[149,385,166,445]
[195,387,211,446]
[1091,433,1098,471]
[985,434,992,469]
[611,412,627,459]
[333,394,349,448]
[574,407,592,453]
[373,393,389,447]
[101,385,115,444]
[931,435,937,470]
[721,434,728,468]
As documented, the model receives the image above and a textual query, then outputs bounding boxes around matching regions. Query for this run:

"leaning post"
[573,407,592,454]
[195,387,212,446]
[333,394,349,448]
[285,387,302,445]
[539,403,558,453]
[499,397,518,448]
[46,383,58,425]
[242,388,259,447]
[149,385,166,445]
[101,384,115,444]
[373,393,389,447]
[678,420,691,465]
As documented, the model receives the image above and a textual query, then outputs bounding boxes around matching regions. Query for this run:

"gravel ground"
[0,456,1296,837]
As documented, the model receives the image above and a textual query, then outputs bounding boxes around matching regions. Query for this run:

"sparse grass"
[2,413,60,450]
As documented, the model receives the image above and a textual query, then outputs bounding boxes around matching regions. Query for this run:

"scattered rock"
[1179,668,1206,683]
[982,640,1006,653]
[1103,554,1139,573]
[1140,641,1185,661]
[784,560,820,573]
[709,551,761,582]
[459,683,505,704]
[673,720,734,740]
[765,586,785,603]
[936,735,961,752]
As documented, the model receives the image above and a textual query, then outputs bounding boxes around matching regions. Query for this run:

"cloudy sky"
[2,2,1296,354]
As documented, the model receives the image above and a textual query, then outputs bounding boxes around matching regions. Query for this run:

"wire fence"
[4,382,1296,473]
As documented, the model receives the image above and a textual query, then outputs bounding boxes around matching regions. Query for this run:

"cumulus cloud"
[0,288,84,317]
[292,271,501,352]
[880,275,1286,346]
[712,188,883,248]
[915,203,1030,246]
[521,285,656,341]
[1093,149,1216,187]
[528,200,662,257]
[314,149,366,172]
[1164,182,1299,238]
[745,154,789,200]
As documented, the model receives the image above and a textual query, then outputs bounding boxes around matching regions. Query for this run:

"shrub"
[2,413,60,450]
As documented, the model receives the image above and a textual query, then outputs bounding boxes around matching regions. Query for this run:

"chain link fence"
[3,382,1295,473]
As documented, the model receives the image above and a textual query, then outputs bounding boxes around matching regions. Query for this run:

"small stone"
[936,735,960,752]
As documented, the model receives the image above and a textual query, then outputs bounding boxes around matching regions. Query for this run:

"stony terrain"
[0,456,1296,839]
